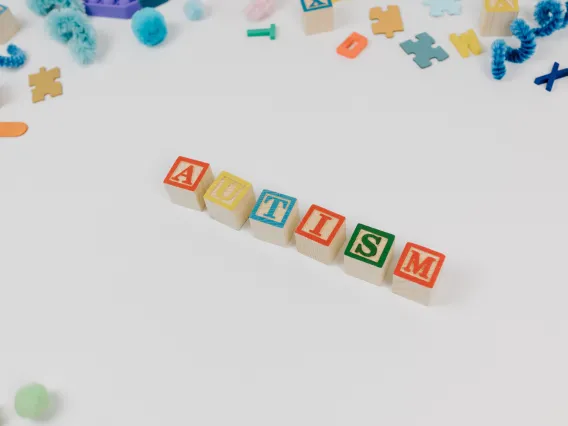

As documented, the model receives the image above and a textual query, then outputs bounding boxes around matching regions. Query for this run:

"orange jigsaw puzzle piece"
[369,5,404,38]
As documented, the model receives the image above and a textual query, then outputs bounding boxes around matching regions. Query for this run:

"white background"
[1,0,567,424]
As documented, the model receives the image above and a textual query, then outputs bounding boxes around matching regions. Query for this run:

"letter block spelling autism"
[249,190,300,246]
[392,242,446,306]
[163,156,215,211]
[203,171,256,230]
[295,204,346,264]
[301,0,334,36]
[344,224,395,286]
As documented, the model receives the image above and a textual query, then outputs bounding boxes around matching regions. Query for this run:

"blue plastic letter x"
[534,62,568,92]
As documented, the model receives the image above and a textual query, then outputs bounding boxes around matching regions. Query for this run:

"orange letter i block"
[163,156,215,211]
[337,32,368,59]
[295,204,346,264]
[392,242,446,306]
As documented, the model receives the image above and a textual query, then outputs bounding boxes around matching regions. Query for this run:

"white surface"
[1,0,567,425]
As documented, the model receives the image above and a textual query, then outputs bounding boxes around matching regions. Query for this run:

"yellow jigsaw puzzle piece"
[369,5,404,38]
[28,67,63,104]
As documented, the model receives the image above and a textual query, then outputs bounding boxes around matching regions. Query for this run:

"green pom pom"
[14,383,50,419]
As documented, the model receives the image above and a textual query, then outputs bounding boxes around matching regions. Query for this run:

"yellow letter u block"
[449,29,482,58]
[203,171,256,230]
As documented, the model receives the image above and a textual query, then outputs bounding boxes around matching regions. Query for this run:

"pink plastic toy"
[244,0,275,21]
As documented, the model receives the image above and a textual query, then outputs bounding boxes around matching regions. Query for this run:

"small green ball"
[14,383,50,419]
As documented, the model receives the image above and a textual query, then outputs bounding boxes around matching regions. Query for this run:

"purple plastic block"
[83,0,141,19]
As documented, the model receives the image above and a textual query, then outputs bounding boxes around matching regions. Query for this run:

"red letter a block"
[392,243,446,306]
[163,156,214,211]
[295,204,346,265]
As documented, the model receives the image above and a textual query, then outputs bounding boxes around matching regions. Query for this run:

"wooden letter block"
[392,243,446,306]
[203,171,256,230]
[479,0,519,37]
[0,5,20,45]
[295,204,346,264]
[249,190,300,246]
[344,224,395,285]
[163,156,214,211]
[301,0,334,36]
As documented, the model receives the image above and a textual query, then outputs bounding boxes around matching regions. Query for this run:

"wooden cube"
[479,0,519,37]
[301,0,334,35]
[0,5,20,45]
[344,224,395,286]
[249,190,300,246]
[392,243,446,306]
[295,204,346,264]
[163,156,214,211]
[203,171,256,230]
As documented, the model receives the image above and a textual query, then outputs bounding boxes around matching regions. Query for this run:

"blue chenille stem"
[0,44,27,69]
[46,8,97,65]
[491,0,568,80]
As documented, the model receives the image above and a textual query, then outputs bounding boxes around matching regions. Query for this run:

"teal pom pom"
[131,8,168,46]
[184,0,205,20]
[14,383,50,420]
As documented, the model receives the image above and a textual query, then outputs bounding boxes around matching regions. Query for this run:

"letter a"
[172,165,195,186]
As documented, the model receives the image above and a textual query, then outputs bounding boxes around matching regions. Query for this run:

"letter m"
[403,250,437,280]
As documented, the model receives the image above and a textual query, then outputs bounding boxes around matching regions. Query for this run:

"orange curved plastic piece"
[337,32,368,59]
[0,122,28,137]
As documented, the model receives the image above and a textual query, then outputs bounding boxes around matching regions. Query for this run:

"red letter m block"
[393,243,446,288]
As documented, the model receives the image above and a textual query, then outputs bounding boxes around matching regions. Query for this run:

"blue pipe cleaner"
[0,45,27,69]
[27,0,85,16]
[46,8,97,65]
[491,0,568,80]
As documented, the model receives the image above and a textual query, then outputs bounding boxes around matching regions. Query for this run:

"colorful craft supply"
[131,7,168,46]
[0,44,27,68]
[84,0,141,19]
[422,0,461,16]
[46,8,97,64]
[184,0,205,20]
[244,0,275,21]
[400,32,449,69]
[491,0,568,80]
[14,383,50,420]
[247,23,276,39]
[0,122,29,137]
[534,62,568,91]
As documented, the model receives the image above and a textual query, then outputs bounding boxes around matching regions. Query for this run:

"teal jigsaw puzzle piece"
[400,32,449,69]
[422,0,461,16]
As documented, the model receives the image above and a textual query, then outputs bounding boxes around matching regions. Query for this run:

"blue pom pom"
[184,0,205,20]
[0,44,27,69]
[46,8,97,64]
[131,8,168,46]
